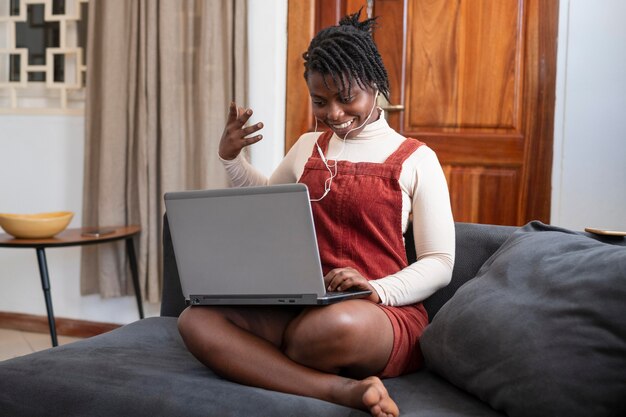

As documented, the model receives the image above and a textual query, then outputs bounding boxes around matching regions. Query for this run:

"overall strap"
[384,138,424,166]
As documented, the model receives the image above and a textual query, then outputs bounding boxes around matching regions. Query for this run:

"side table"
[0,225,143,347]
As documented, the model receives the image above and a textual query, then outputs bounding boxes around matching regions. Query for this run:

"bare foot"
[357,376,400,417]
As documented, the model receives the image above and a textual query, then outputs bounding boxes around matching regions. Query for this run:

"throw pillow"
[421,221,626,417]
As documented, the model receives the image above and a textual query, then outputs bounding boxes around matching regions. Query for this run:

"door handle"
[380,104,405,112]
[377,95,405,113]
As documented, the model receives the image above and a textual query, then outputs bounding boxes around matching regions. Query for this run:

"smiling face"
[306,71,380,139]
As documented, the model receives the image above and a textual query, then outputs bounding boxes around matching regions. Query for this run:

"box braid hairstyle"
[303,9,391,102]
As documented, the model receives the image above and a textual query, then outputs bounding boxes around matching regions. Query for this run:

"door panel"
[444,165,520,225]
[407,0,522,131]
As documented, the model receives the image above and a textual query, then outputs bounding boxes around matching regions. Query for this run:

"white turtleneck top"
[219,117,455,307]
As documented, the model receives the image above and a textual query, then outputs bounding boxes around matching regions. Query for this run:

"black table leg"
[126,237,144,319]
[35,248,58,347]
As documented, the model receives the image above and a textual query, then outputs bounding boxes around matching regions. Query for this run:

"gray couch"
[0,218,624,417]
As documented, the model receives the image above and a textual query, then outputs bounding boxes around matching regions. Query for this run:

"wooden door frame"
[518,0,559,223]
[285,0,316,152]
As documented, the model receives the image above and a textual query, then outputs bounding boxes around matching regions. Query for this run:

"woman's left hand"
[324,267,380,303]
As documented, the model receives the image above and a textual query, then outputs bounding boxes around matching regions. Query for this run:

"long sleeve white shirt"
[219,116,455,306]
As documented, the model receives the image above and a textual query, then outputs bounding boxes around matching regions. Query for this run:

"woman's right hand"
[218,102,264,160]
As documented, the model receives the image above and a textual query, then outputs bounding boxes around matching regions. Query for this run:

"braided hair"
[303,9,391,101]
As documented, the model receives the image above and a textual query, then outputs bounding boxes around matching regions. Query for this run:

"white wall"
[247,0,287,175]
[551,0,626,231]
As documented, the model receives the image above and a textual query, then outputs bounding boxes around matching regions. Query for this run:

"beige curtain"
[81,0,247,303]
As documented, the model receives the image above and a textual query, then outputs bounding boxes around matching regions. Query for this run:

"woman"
[178,11,455,417]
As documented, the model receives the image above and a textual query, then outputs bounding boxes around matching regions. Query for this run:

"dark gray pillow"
[421,221,626,417]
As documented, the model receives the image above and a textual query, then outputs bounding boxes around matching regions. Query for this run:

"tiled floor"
[0,328,82,361]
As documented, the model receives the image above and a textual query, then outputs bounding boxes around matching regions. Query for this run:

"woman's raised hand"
[218,102,264,160]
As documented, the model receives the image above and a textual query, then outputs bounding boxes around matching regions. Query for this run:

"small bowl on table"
[0,211,74,239]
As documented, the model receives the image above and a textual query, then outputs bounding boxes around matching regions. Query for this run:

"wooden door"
[285,0,559,226]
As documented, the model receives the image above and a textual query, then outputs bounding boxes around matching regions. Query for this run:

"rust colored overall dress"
[299,130,429,378]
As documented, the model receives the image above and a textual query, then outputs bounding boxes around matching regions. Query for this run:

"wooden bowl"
[0,211,74,239]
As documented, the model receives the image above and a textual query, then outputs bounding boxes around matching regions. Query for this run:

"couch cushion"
[0,317,504,417]
[0,318,354,417]
[421,221,626,417]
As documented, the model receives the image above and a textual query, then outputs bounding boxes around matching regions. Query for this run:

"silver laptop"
[164,183,371,305]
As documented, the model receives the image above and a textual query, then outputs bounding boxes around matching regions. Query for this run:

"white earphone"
[310,90,380,202]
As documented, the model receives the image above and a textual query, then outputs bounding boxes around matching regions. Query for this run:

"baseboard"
[0,311,121,338]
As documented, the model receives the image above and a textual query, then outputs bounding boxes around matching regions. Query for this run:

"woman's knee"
[282,304,361,366]
[178,306,229,343]
[177,306,195,336]
[283,301,394,375]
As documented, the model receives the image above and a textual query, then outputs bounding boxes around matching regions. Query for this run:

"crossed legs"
[177,300,399,417]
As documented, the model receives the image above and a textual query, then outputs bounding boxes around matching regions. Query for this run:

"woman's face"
[306,71,380,139]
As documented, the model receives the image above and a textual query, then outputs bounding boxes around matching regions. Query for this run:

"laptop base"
[188,290,371,306]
